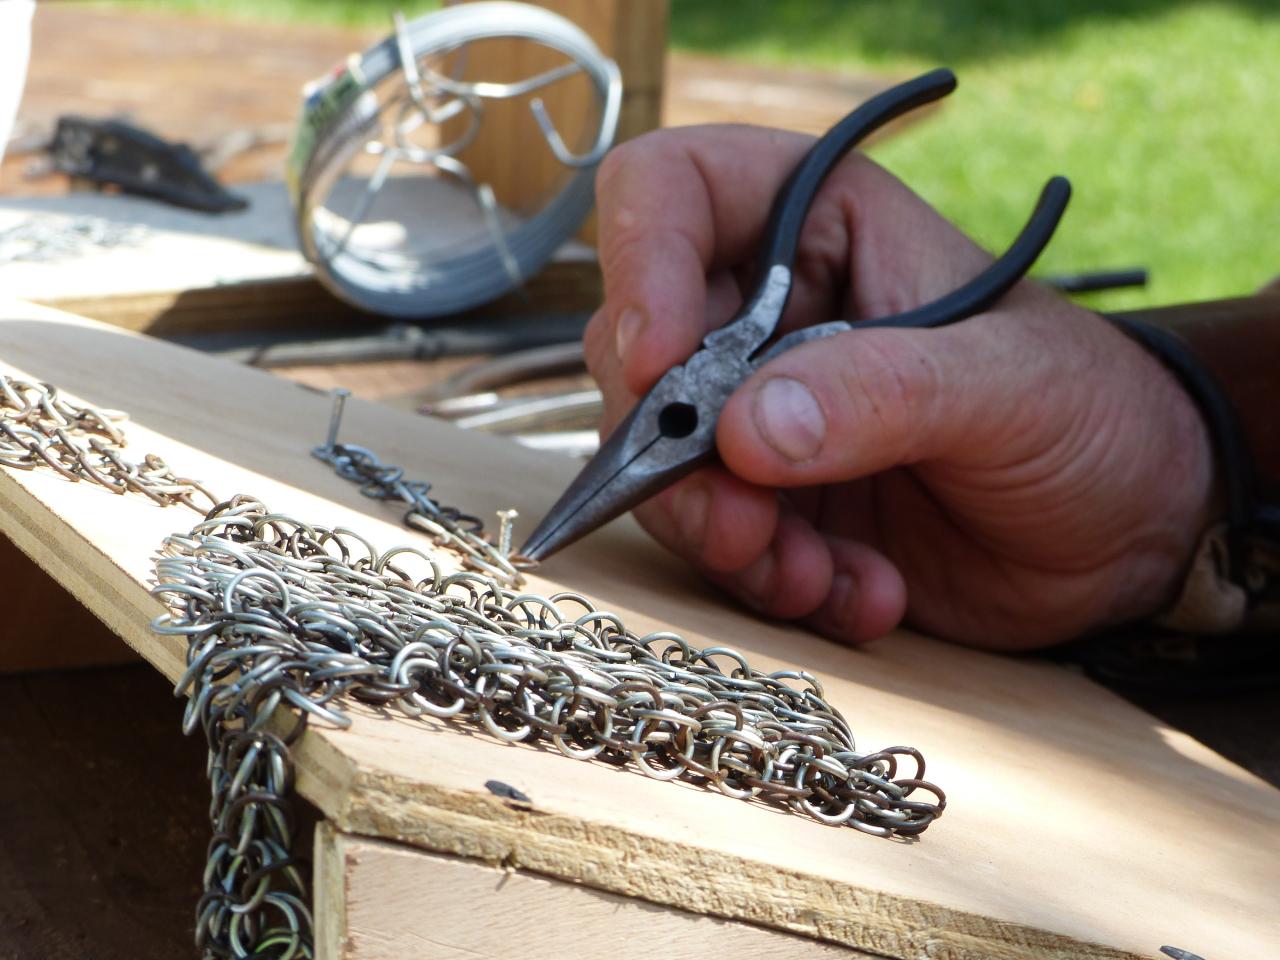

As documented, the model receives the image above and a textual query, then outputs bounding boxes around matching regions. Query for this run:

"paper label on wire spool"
[286,55,368,200]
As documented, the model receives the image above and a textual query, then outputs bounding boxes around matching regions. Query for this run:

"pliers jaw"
[519,356,732,561]
[520,264,783,562]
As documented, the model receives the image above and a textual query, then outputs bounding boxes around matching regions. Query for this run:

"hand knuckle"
[597,227,652,286]
[597,129,675,199]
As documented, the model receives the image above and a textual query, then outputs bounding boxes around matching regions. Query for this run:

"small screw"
[495,509,518,557]
[323,388,351,452]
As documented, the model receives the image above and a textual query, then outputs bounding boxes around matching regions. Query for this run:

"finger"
[583,306,634,436]
[588,299,776,576]
[584,269,746,434]
[804,537,907,644]
[595,126,852,394]
[630,465,776,577]
[717,319,1035,488]
[709,507,833,620]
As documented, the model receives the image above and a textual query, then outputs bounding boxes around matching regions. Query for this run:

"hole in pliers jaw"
[657,402,699,439]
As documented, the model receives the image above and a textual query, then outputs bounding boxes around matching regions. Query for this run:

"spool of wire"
[286,2,621,317]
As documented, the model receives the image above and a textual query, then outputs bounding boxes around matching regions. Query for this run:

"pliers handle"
[715,67,1070,367]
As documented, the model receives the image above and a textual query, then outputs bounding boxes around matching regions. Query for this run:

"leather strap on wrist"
[1108,294,1280,632]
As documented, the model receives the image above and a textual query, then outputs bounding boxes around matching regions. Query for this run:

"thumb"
[717,323,1014,486]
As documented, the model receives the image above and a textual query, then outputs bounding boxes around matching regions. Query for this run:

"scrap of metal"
[47,115,248,213]
[422,340,587,400]
[420,341,602,457]
[10,115,288,178]
[167,313,590,369]
[0,214,147,265]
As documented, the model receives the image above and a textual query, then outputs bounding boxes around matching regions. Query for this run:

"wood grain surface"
[0,531,139,672]
[315,826,877,960]
[0,298,1276,960]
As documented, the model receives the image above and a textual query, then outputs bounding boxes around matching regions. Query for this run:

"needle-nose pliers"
[522,68,1071,561]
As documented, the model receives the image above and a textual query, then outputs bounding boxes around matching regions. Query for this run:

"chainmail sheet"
[0,374,945,960]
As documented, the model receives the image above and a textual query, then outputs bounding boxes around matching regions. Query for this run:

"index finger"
[594,125,830,395]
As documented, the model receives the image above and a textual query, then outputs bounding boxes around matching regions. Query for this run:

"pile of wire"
[287,2,620,317]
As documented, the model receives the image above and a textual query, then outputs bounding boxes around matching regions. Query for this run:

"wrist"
[1105,295,1280,630]
[1104,327,1222,625]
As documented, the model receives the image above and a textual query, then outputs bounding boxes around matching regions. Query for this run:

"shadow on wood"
[0,665,207,959]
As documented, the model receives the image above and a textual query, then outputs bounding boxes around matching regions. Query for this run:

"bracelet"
[1107,314,1274,596]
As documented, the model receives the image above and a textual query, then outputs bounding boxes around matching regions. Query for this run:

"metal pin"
[323,388,351,452]
[495,508,518,557]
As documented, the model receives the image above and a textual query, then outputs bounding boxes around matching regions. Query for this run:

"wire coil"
[287,2,620,317]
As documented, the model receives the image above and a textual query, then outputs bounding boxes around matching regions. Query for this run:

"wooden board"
[0,298,1277,960]
[663,55,927,139]
[0,181,310,299]
[0,182,600,334]
[314,826,874,960]
[0,532,139,672]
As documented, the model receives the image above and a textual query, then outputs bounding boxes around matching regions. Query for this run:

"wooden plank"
[663,56,928,139]
[0,298,1276,960]
[313,825,875,960]
[0,182,600,334]
[0,181,310,299]
[32,260,599,338]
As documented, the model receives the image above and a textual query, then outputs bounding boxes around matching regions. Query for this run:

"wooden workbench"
[1,297,1277,960]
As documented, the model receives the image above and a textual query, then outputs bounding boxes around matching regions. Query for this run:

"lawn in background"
[674,0,1280,309]
[93,0,1279,308]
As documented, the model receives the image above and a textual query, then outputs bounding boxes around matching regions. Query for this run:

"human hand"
[583,125,1218,649]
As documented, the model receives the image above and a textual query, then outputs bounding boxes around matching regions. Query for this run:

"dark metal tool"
[521,68,1071,561]
[49,115,247,213]
[169,312,589,368]
[1044,266,1148,294]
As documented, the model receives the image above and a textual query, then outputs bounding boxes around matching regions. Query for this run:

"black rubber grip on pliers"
[754,67,959,277]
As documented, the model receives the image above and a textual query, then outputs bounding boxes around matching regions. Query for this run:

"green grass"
[96,0,1280,308]
[672,1,1280,310]
[91,0,428,27]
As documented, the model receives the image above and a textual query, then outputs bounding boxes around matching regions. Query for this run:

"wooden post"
[446,0,669,243]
